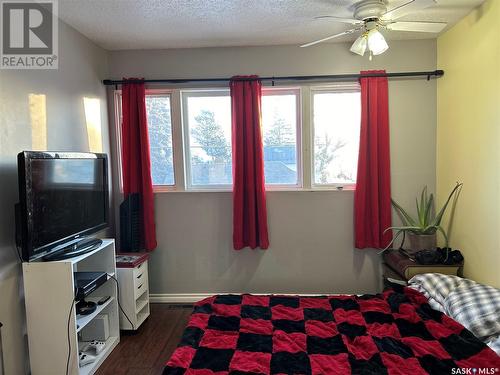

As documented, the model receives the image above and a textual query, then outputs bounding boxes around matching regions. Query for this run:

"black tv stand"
[43,238,103,261]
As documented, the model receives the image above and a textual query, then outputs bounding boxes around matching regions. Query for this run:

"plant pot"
[406,233,437,254]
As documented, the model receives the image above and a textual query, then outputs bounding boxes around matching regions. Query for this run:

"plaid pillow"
[486,335,500,355]
[444,283,500,341]
[408,273,477,307]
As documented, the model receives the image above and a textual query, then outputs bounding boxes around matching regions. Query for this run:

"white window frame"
[112,83,360,194]
[310,83,361,190]
[261,87,303,190]
[181,88,233,191]
[114,88,178,193]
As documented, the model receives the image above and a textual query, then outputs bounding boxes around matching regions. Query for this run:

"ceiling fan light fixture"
[303,0,445,55]
[367,28,388,55]
[350,33,367,56]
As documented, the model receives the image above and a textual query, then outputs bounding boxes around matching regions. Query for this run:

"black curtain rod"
[102,69,444,86]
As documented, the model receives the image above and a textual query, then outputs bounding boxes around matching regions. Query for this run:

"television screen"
[17,152,109,261]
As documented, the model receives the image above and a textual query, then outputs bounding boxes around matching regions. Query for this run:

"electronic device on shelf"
[15,151,109,262]
[81,340,106,355]
[74,272,108,301]
[74,271,108,315]
[97,296,111,305]
[81,314,110,341]
[76,299,97,315]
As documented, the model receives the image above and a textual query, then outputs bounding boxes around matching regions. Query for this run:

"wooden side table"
[382,249,464,287]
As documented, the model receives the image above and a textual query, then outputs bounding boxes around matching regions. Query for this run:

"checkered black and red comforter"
[164,287,500,374]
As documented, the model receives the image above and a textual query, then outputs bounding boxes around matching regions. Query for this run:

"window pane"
[185,94,232,186]
[313,90,361,185]
[145,95,174,186]
[262,93,298,185]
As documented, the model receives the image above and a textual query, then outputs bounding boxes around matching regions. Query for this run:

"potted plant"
[385,182,463,253]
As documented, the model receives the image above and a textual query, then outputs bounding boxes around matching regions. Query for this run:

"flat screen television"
[16,151,109,262]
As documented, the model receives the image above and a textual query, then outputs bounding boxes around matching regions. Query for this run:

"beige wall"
[107,40,438,297]
[437,0,500,287]
[0,21,109,374]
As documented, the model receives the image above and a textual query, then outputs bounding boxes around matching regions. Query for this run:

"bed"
[163,286,500,374]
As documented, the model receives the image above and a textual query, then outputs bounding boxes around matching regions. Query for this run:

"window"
[145,95,175,186]
[182,90,232,188]
[261,89,301,186]
[312,86,361,186]
[115,91,175,189]
[114,84,362,192]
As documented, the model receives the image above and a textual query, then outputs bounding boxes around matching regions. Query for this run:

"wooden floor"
[97,304,192,375]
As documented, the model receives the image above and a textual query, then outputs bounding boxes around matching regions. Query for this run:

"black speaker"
[120,193,141,252]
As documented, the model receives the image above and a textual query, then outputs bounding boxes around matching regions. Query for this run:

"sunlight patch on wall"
[84,97,102,152]
[29,94,47,150]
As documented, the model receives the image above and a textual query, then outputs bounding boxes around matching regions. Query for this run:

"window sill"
[267,187,355,193]
[152,186,355,194]
[156,189,232,193]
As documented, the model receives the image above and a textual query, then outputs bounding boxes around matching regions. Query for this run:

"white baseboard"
[149,292,333,304]
[149,293,215,303]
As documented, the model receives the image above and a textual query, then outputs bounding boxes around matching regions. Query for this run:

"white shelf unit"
[116,259,150,330]
[22,239,120,375]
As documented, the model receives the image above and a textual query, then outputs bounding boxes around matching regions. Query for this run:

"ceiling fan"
[300,0,447,59]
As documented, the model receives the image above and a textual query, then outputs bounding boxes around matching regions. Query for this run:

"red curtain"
[354,70,392,249]
[230,76,269,250]
[121,78,157,251]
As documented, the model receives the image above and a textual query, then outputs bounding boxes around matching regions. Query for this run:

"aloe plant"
[384,182,463,250]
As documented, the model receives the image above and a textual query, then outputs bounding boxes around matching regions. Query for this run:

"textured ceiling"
[58,0,483,50]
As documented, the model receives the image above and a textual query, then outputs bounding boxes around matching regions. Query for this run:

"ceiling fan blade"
[382,0,437,21]
[314,16,364,25]
[386,21,447,33]
[300,28,360,48]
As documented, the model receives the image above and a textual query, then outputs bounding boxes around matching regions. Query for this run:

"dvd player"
[74,272,108,301]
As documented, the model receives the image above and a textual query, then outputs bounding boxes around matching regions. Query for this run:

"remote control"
[97,296,111,305]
